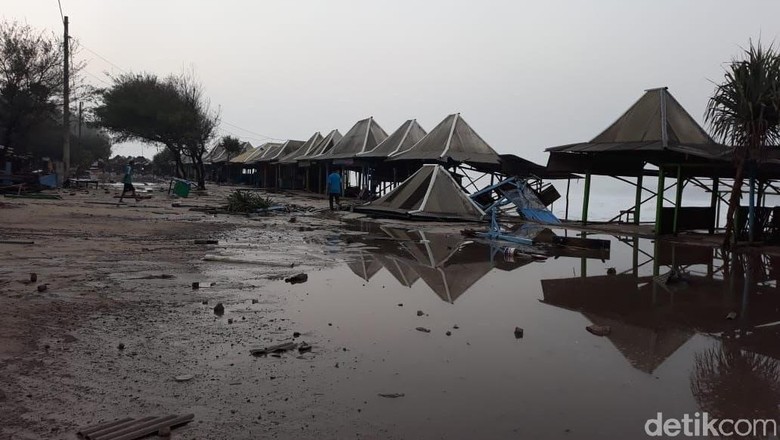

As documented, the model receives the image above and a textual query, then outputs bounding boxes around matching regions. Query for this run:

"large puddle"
[210,222,780,439]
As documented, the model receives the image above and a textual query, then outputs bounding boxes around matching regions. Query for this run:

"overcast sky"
[5,0,780,163]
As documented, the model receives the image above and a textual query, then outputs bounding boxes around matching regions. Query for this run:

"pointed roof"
[228,143,261,164]
[359,119,427,159]
[390,113,501,165]
[298,129,342,161]
[255,139,305,163]
[346,251,384,281]
[245,142,283,164]
[355,164,486,221]
[546,88,726,158]
[374,254,420,287]
[318,117,388,160]
[591,87,714,146]
[206,141,253,164]
[277,132,324,164]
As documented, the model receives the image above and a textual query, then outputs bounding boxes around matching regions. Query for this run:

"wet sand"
[1,187,779,439]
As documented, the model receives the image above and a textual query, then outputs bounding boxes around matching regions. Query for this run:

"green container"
[173,180,190,198]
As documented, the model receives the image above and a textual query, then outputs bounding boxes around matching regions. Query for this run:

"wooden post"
[565,178,571,221]
[654,167,665,235]
[673,165,683,235]
[581,172,591,225]
[634,173,643,225]
[709,177,719,234]
[749,169,756,243]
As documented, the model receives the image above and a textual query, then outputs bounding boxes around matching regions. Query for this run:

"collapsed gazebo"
[354,164,486,221]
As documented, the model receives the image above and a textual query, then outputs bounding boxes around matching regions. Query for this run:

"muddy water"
[210,224,780,439]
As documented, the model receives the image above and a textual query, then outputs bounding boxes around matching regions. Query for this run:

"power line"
[83,69,112,86]
[220,120,284,141]
[74,40,285,143]
[57,0,64,23]
[79,43,127,73]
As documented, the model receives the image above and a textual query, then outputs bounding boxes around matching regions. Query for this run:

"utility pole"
[63,16,70,176]
[78,101,83,142]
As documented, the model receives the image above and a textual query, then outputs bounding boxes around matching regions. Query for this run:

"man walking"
[326,170,342,210]
[118,159,139,204]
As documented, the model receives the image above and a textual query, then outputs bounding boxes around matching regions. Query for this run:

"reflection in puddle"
[221,223,780,438]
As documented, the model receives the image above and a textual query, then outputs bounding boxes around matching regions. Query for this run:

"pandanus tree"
[706,41,780,248]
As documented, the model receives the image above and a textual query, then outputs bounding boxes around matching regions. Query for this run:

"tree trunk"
[723,147,748,249]
[195,155,206,190]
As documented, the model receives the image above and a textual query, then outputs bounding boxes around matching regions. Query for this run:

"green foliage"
[151,148,175,176]
[226,190,273,212]
[94,70,219,189]
[216,135,243,158]
[706,40,780,247]
[0,19,90,156]
[706,41,780,152]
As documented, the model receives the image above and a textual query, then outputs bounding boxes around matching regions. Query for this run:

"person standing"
[118,159,139,203]
[326,170,342,210]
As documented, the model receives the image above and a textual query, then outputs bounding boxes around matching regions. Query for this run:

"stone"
[446,331,452,336]
[514,327,524,339]
[416,310,424,317]
[285,273,308,285]
[214,303,225,315]
[586,324,611,336]
[293,332,301,338]
[37,284,47,292]
[117,343,125,350]
[415,327,431,333]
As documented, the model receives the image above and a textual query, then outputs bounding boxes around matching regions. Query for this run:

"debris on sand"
[415,327,431,333]
[726,311,737,320]
[288,217,297,223]
[29,273,37,282]
[213,303,225,316]
[514,327,524,339]
[37,284,47,292]
[175,374,194,382]
[285,273,308,284]
[250,342,298,356]
[586,324,611,336]
[298,342,312,353]
[446,331,452,336]
[416,310,425,317]
[194,239,218,244]
[378,393,405,398]
[76,413,194,440]
[117,343,125,350]
[192,282,199,290]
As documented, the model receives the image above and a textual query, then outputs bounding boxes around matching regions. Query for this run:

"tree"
[170,70,219,190]
[94,73,187,177]
[0,19,88,160]
[215,135,242,180]
[151,148,175,177]
[94,70,219,189]
[706,41,780,248]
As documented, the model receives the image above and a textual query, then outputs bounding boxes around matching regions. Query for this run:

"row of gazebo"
[201,87,780,237]
[202,113,553,196]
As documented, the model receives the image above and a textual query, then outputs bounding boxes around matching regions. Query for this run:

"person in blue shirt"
[326,170,342,210]
[118,160,139,203]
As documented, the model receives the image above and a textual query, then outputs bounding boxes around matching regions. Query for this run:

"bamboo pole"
[673,165,683,235]
[654,167,665,235]
[581,172,591,225]
[634,173,643,225]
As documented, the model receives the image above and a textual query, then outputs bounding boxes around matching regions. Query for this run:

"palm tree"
[691,343,780,425]
[706,41,780,248]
